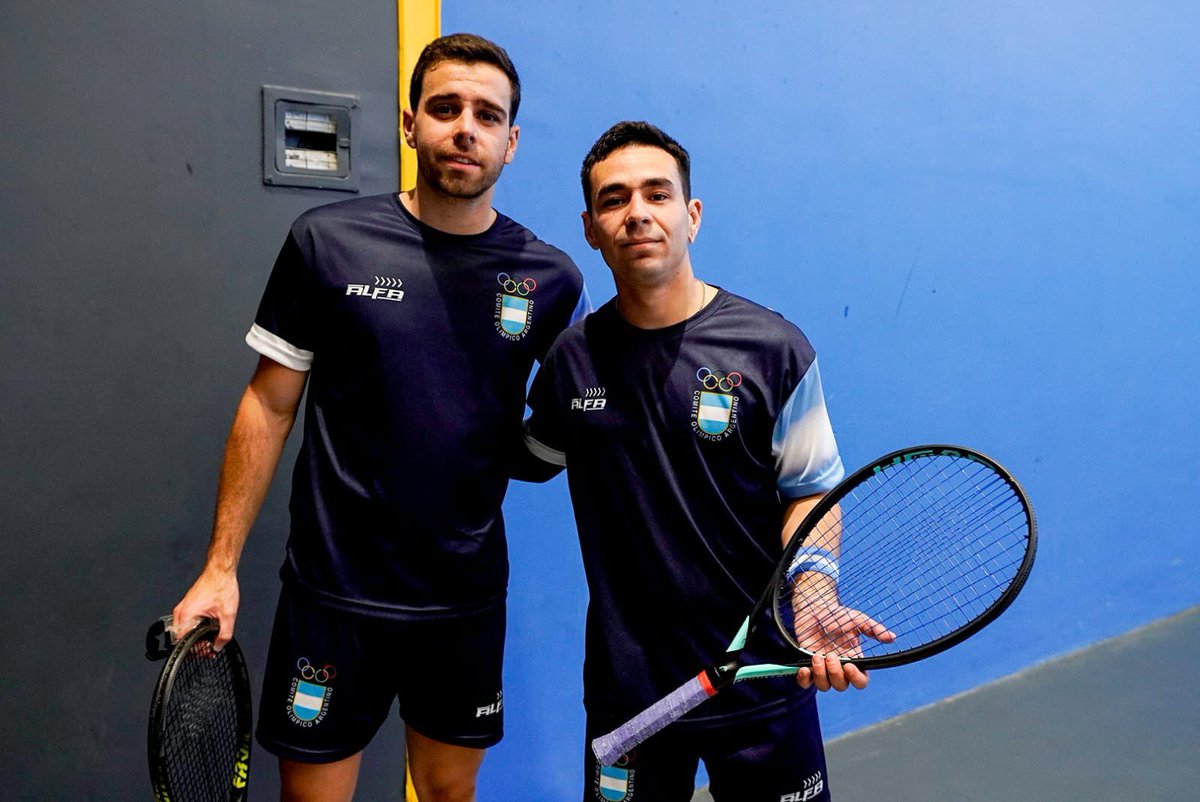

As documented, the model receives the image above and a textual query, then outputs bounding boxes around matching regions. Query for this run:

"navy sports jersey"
[247,193,588,618]
[524,289,843,728]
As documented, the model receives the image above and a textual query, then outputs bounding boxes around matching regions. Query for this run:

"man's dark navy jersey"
[524,289,843,728]
[247,193,589,619]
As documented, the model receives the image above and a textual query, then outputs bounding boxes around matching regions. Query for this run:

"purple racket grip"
[591,673,715,766]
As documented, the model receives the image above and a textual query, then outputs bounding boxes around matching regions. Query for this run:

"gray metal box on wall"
[262,85,360,191]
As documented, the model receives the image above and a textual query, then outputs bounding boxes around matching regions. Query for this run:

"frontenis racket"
[146,616,253,801]
[592,444,1037,765]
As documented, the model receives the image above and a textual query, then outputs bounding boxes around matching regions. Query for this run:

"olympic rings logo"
[497,273,537,296]
[296,657,337,683]
[696,367,743,393]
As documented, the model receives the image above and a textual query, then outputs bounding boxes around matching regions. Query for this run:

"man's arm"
[509,419,566,483]
[781,494,879,693]
[781,494,823,550]
[512,345,568,483]
[172,356,307,649]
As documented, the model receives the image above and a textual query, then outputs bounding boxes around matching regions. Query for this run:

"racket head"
[772,445,1036,670]
[148,618,253,802]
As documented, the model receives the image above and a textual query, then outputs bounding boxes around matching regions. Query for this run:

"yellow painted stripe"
[406,747,419,802]
[400,5,437,799]
[398,0,441,191]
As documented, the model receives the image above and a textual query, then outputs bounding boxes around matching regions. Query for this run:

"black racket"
[592,444,1036,765]
[146,616,253,801]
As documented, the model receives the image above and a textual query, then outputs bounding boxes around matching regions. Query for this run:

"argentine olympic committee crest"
[691,367,741,441]
[595,751,636,801]
[287,657,337,727]
[494,272,536,341]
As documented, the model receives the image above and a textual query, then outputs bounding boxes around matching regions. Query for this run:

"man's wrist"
[786,547,840,583]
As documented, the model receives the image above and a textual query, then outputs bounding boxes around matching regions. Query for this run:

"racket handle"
[591,670,719,765]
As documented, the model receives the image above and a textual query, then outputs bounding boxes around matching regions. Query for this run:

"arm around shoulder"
[509,418,566,483]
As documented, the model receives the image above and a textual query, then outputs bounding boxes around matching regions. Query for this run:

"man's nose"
[454,111,478,143]
[625,195,651,226]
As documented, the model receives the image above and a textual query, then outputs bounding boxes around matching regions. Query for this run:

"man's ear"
[581,210,600,251]
[401,108,416,149]
[504,124,520,165]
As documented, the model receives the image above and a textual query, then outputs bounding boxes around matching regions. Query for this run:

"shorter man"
[522,122,879,800]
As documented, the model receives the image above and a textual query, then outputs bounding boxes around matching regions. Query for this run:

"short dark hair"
[409,33,521,122]
[580,121,692,212]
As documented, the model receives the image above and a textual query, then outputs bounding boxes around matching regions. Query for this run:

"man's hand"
[797,653,869,691]
[172,567,240,651]
[791,597,895,691]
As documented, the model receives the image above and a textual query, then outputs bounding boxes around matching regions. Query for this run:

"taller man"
[173,34,589,802]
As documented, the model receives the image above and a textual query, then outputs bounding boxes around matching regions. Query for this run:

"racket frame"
[770,443,1038,671]
[147,617,253,802]
[593,444,1037,765]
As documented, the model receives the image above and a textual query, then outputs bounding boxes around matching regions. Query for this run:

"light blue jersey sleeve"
[568,284,593,327]
[772,359,844,498]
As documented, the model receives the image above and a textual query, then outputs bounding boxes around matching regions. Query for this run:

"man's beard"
[417,153,503,201]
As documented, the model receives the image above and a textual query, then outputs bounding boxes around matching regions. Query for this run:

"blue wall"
[446,2,1200,797]
[1,1,1193,798]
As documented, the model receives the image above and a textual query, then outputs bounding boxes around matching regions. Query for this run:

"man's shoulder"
[282,195,399,252]
[292,192,395,229]
[492,213,580,273]
[716,289,811,344]
[549,313,591,352]
[542,301,611,361]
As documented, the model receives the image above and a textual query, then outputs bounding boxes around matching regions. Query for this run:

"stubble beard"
[417,152,503,202]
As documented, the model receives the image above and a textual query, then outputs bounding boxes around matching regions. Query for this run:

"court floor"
[695,606,1200,801]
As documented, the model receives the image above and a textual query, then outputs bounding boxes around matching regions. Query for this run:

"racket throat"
[704,661,741,693]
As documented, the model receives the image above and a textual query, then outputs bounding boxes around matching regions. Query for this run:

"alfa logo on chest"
[346,275,405,302]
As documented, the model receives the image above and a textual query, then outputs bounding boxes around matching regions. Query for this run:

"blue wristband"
[786,547,840,583]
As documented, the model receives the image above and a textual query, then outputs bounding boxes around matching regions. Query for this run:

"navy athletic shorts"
[583,692,830,802]
[256,585,506,763]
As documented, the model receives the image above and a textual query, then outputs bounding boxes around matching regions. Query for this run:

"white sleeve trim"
[523,431,567,467]
[245,323,313,371]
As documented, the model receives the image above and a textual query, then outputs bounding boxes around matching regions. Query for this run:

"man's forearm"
[781,494,824,549]
[204,364,303,572]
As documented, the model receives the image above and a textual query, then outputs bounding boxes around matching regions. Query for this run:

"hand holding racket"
[173,566,241,651]
[789,599,894,691]
[146,615,253,801]
[592,445,1036,766]
[783,529,897,690]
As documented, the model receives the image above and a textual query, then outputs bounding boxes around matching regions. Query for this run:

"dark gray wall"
[0,2,403,798]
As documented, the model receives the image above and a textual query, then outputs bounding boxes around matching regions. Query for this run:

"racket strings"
[161,640,241,800]
[842,463,1025,644]
[863,472,1021,606]
[779,455,1031,660]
